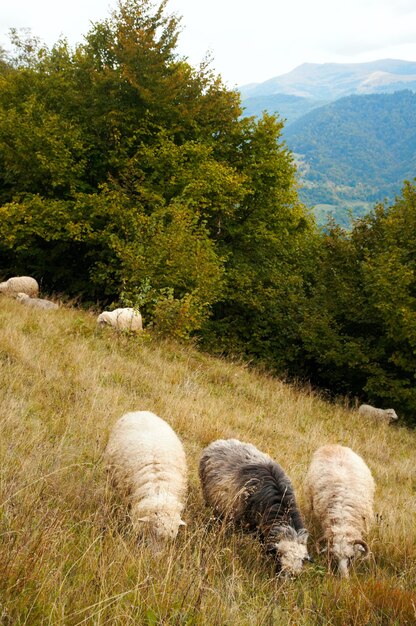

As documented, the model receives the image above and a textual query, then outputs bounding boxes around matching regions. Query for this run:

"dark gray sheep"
[199,438,311,575]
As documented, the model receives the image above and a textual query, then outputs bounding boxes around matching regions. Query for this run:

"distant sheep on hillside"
[97,307,143,332]
[358,404,398,424]
[105,411,188,544]
[16,293,58,310]
[199,438,311,576]
[305,444,375,577]
[0,276,39,298]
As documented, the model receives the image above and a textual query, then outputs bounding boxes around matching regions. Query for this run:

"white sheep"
[305,444,375,577]
[97,307,143,332]
[0,276,39,298]
[358,404,398,424]
[105,411,188,543]
[16,293,58,310]
[199,439,311,576]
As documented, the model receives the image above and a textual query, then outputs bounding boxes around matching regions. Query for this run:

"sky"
[1,0,416,87]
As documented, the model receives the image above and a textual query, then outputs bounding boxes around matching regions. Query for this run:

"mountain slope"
[241,93,326,125]
[284,90,416,223]
[1,297,416,624]
[240,59,416,101]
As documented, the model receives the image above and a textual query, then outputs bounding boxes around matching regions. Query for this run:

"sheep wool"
[358,404,398,423]
[97,307,143,332]
[199,439,311,576]
[0,276,39,298]
[305,444,375,577]
[105,411,188,542]
[16,293,58,310]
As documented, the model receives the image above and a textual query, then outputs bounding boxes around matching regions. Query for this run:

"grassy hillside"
[1,298,415,625]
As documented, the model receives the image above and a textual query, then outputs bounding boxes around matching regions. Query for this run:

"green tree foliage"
[0,95,87,198]
[301,182,416,423]
[0,0,313,343]
[204,113,317,369]
[0,188,224,330]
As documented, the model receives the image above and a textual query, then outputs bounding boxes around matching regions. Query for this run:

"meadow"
[1,297,415,625]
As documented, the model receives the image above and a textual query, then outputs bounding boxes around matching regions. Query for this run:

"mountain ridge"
[240,59,416,100]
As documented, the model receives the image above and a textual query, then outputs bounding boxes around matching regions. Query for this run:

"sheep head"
[328,537,369,577]
[385,409,399,423]
[265,526,311,576]
[97,312,111,326]
[136,511,186,541]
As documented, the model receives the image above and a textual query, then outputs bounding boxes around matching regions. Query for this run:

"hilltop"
[1,298,415,625]
[240,59,416,101]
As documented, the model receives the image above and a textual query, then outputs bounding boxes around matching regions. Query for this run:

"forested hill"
[284,90,416,224]
[239,62,416,226]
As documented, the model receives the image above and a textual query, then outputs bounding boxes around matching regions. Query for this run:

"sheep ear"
[277,525,297,541]
[265,542,279,554]
[136,516,151,523]
[297,529,309,544]
[179,520,187,527]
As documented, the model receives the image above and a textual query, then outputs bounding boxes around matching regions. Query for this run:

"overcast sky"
[1,0,416,87]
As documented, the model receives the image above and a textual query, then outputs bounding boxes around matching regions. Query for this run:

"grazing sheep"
[0,276,39,298]
[16,293,58,310]
[97,307,143,332]
[358,404,398,424]
[199,439,311,576]
[105,411,187,543]
[305,444,375,577]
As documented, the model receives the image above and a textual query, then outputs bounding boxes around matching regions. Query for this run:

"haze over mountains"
[240,59,416,100]
[240,60,416,225]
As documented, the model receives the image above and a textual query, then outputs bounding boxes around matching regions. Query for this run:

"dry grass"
[0,297,415,625]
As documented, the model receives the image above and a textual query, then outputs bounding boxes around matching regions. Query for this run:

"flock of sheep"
[0,276,58,309]
[2,275,401,579]
[106,410,376,578]
[0,275,144,329]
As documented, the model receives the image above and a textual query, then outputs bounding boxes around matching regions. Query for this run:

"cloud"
[311,4,416,57]
[392,0,416,15]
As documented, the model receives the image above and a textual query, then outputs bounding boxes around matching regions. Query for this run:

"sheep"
[97,307,143,332]
[15,293,58,310]
[0,276,39,298]
[199,438,311,576]
[105,411,188,543]
[358,403,398,424]
[305,444,375,577]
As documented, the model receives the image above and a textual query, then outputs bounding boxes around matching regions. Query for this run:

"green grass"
[1,297,415,625]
